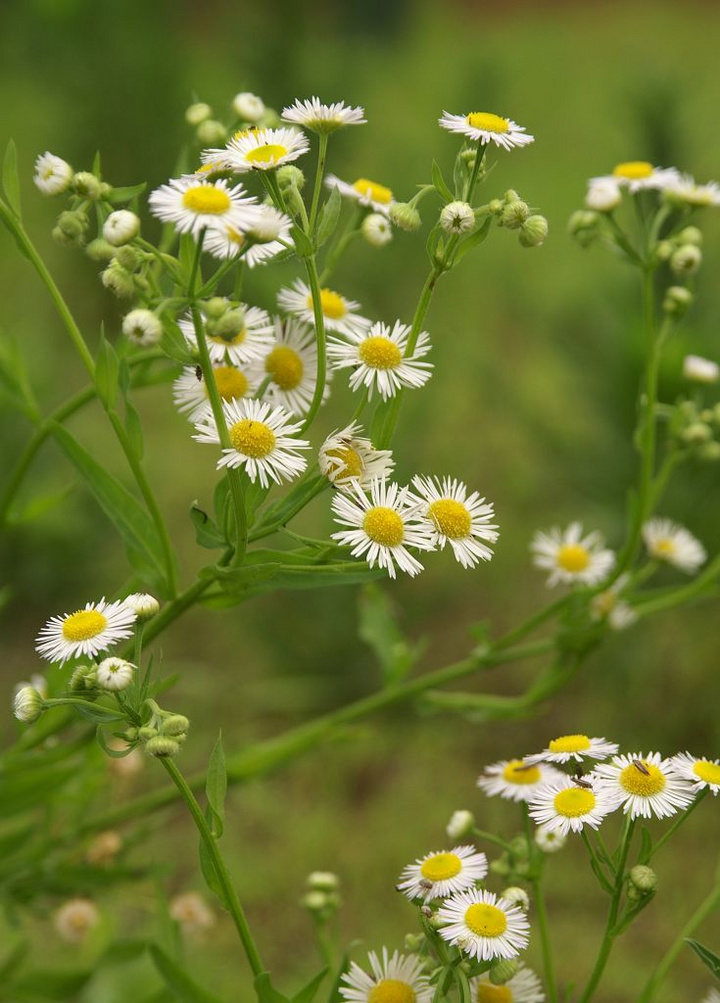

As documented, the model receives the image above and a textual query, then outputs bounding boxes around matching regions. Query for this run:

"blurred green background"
[1,0,719,1000]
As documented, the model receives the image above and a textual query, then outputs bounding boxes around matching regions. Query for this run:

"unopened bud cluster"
[300,870,341,920]
[669,393,720,461]
[137,700,190,758]
[492,189,548,247]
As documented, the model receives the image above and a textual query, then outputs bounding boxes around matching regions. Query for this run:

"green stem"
[634,550,720,617]
[309,133,329,235]
[648,789,707,861]
[471,827,513,852]
[463,142,485,202]
[493,595,569,650]
[532,871,558,1003]
[160,757,264,977]
[319,204,362,284]
[299,254,327,432]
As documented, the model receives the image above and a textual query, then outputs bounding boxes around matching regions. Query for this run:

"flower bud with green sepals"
[627,864,658,902]
[233,92,265,122]
[501,199,530,229]
[519,214,548,247]
[138,725,159,742]
[277,165,305,191]
[488,199,504,216]
[85,238,115,264]
[501,886,530,911]
[161,714,190,737]
[440,201,475,235]
[307,871,340,892]
[697,441,720,462]
[186,102,212,126]
[670,244,702,277]
[389,202,421,232]
[114,245,142,271]
[678,226,703,246]
[203,297,229,320]
[104,209,140,246]
[568,210,600,247]
[446,809,475,841]
[72,171,103,200]
[663,285,693,316]
[681,422,712,445]
[13,685,45,723]
[101,261,135,298]
[123,593,160,619]
[144,735,181,758]
[56,209,88,242]
[69,664,98,692]
[210,308,246,340]
[489,958,519,985]
[34,152,73,195]
[197,120,227,146]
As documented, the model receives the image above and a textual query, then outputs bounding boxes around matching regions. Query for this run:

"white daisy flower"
[534,826,566,854]
[339,948,433,1003]
[148,177,258,238]
[525,734,619,766]
[325,174,395,215]
[670,752,720,796]
[528,775,618,835]
[593,752,696,820]
[277,279,371,337]
[477,758,564,803]
[396,845,488,902]
[331,478,435,579]
[204,207,292,268]
[327,320,432,400]
[642,518,706,573]
[470,965,546,1003]
[207,126,309,173]
[179,305,275,367]
[253,317,327,416]
[585,178,622,212]
[34,152,73,195]
[193,397,309,487]
[173,363,255,423]
[318,423,394,490]
[122,309,163,347]
[437,888,530,962]
[409,475,498,569]
[590,574,637,631]
[232,92,265,122]
[531,522,615,587]
[591,162,680,194]
[439,111,534,151]
[122,593,160,619]
[683,354,719,384]
[96,657,135,691]
[36,598,137,665]
[361,213,393,247]
[53,898,99,943]
[282,97,366,133]
[664,174,720,207]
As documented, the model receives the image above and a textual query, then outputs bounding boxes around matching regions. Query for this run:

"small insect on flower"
[325,174,395,215]
[528,775,618,835]
[206,126,309,173]
[670,753,720,796]
[531,522,615,587]
[593,752,696,820]
[149,177,259,237]
[327,320,433,400]
[319,423,395,490]
[282,97,366,133]
[36,598,137,665]
[477,758,564,803]
[439,111,534,150]
[524,733,619,766]
[396,845,488,902]
[339,948,433,1003]
[437,888,530,962]
[409,475,498,569]
[642,518,706,573]
[470,965,546,1003]
[278,279,371,337]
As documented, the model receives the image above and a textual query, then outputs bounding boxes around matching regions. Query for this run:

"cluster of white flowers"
[585,160,720,212]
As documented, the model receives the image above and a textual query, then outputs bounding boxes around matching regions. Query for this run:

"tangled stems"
[523,810,559,1003]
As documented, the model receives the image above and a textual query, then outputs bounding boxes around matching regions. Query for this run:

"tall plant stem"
[308,132,329,234]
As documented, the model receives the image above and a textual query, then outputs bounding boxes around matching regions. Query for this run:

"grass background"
[1,0,719,1000]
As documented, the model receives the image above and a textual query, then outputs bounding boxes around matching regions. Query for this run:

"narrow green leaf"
[638,825,653,864]
[292,968,327,1003]
[95,328,119,409]
[453,215,492,263]
[291,225,313,259]
[198,829,229,907]
[254,972,292,1003]
[108,182,147,204]
[149,944,224,1003]
[206,731,227,839]
[686,938,720,979]
[71,702,126,724]
[124,398,144,461]
[315,185,341,247]
[190,503,226,549]
[358,584,423,685]
[92,150,102,176]
[2,139,22,217]
[431,160,453,204]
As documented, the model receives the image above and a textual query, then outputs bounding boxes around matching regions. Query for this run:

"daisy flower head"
[477,759,564,804]
[594,752,695,820]
[663,173,720,208]
[318,423,394,490]
[193,397,310,487]
[670,752,720,796]
[437,888,530,962]
[253,316,328,416]
[396,845,488,902]
[528,775,617,835]
[325,174,395,215]
[331,478,435,579]
[277,279,371,337]
[585,177,622,212]
[683,354,719,384]
[204,206,292,268]
[211,126,309,173]
[282,97,366,134]
[148,177,258,238]
[531,522,615,588]
[179,304,275,367]
[439,111,534,151]
[470,965,546,1003]
[96,657,135,691]
[34,152,74,195]
[409,475,498,569]
[328,320,432,400]
[701,990,720,1003]
[642,518,706,573]
[592,162,680,194]
[590,574,637,631]
[172,363,255,423]
[36,598,137,665]
[53,898,100,943]
[339,948,433,1003]
[534,827,566,854]
[525,734,619,766]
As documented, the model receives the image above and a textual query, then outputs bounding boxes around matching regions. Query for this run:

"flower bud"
[103,209,140,246]
[656,240,674,262]
[670,244,702,277]
[96,657,135,691]
[123,592,160,618]
[535,826,566,854]
[697,441,720,462]
[12,685,44,723]
[276,165,305,191]
[362,212,393,246]
[232,92,266,122]
[72,171,103,200]
[501,199,530,229]
[86,830,123,865]
[446,810,475,841]
[519,214,548,247]
[162,714,190,737]
[34,152,73,195]
[585,179,621,212]
[678,226,703,246]
[53,898,99,943]
[102,263,135,298]
[488,198,504,216]
[114,245,142,272]
[681,422,712,445]
[186,102,212,126]
[663,285,693,316]
[57,209,88,241]
[404,933,423,952]
[389,202,421,232]
[85,237,116,263]
[211,308,246,339]
[122,308,162,347]
[490,857,511,877]
[461,149,477,166]
[683,354,719,384]
[440,200,475,235]
[509,836,530,859]
[202,297,229,319]
[144,735,181,758]
[301,890,329,912]
[501,886,530,911]
[628,864,658,896]
[69,664,97,691]
[307,871,340,892]
[196,119,227,146]
[138,725,159,742]
[489,958,519,986]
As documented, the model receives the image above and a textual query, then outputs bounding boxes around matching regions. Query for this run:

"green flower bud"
[69,665,97,691]
[210,308,246,340]
[85,238,116,263]
[519,214,549,247]
[490,857,511,877]
[12,685,45,723]
[509,835,530,859]
[123,727,139,742]
[504,189,520,202]
[283,185,306,218]
[460,149,477,166]
[57,209,88,240]
[162,714,190,737]
[568,210,600,247]
[488,198,504,216]
[301,890,329,912]
[137,725,159,742]
[656,240,674,262]
[196,119,227,146]
[663,285,693,316]
[276,165,305,191]
[697,441,720,462]
[98,182,112,199]
[144,735,181,758]
[628,864,658,895]
[501,200,530,229]
[203,297,229,319]
[389,202,422,232]
[186,102,213,126]
[101,261,135,298]
[678,226,703,246]
[681,422,712,444]
[446,809,475,841]
[670,244,702,277]
[114,245,142,271]
[72,171,103,199]
[307,871,340,892]
[490,958,519,985]
[404,933,423,952]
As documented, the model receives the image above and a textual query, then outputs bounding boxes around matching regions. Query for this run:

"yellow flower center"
[208,366,249,401]
[428,499,471,539]
[556,544,590,573]
[181,186,232,214]
[363,506,404,547]
[620,761,666,797]
[265,346,304,390]
[226,226,246,247]
[549,734,592,754]
[368,980,416,1003]
[229,418,276,458]
[693,760,720,785]
[464,903,507,938]
[613,161,654,180]
[209,328,247,347]
[420,852,462,882]
[305,288,347,320]
[245,144,288,166]
[653,538,676,557]
[196,161,224,176]
[353,178,393,204]
[358,336,403,370]
[502,760,541,785]
[326,445,363,479]
[477,986,513,1003]
[467,112,509,134]
[62,609,108,642]
[554,787,596,818]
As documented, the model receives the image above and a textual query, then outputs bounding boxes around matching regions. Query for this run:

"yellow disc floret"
[358,336,403,370]
[556,544,590,573]
[353,177,393,204]
[363,506,405,547]
[182,186,232,214]
[477,986,512,1003]
[652,538,677,558]
[62,609,108,641]
[210,328,247,347]
[502,760,541,785]
[693,760,720,785]
[620,761,666,797]
[229,418,276,458]
[305,288,347,320]
[226,226,246,247]
[554,787,596,818]
[549,734,592,754]
[420,852,462,882]
[428,499,471,539]
[208,366,249,401]
[467,112,509,134]
[464,903,507,938]
[613,161,654,180]
[265,346,304,390]
[245,144,288,166]
[325,445,364,479]
[368,980,416,1003]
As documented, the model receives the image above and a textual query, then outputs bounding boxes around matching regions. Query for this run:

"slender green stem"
[471,827,513,852]
[493,595,569,650]
[581,829,615,893]
[463,142,485,202]
[532,872,558,1003]
[634,550,720,617]
[299,254,327,432]
[649,789,707,860]
[319,204,363,284]
[309,133,329,235]
[160,757,265,978]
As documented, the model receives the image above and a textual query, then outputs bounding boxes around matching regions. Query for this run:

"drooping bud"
[85,237,115,263]
[232,92,266,122]
[276,165,305,191]
[114,245,142,271]
[162,714,190,737]
[12,685,44,723]
[102,261,135,298]
[519,214,549,247]
[501,199,530,229]
[144,735,181,758]
[489,958,519,985]
[389,202,421,232]
[627,864,658,899]
[210,308,246,340]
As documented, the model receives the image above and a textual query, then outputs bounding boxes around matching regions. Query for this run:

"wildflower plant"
[0,88,718,1003]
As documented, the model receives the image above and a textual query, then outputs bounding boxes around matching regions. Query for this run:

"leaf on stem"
[315,185,341,247]
[686,938,720,979]
[149,944,224,1003]
[358,583,425,687]
[431,160,454,204]
[206,731,227,839]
